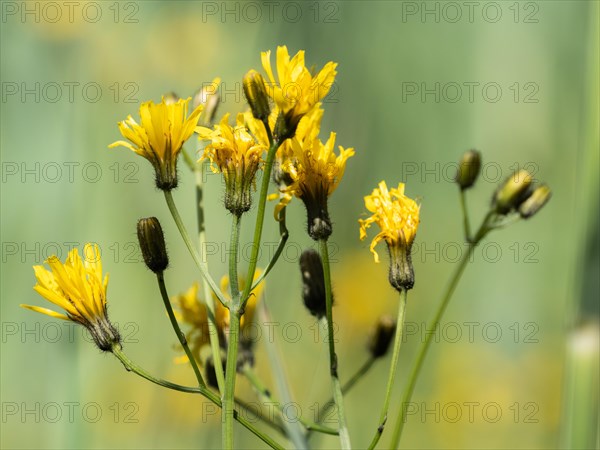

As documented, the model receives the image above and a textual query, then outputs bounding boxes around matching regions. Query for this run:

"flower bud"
[519,184,551,219]
[368,315,396,358]
[193,78,221,125]
[299,249,328,318]
[493,169,533,214]
[137,217,169,274]
[455,149,481,190]
[163,92,179,104]
[243,70,271,122]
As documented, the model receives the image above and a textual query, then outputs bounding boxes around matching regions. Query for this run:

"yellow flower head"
[21,244,121,351]
[261,46,337,140]
[197,113,268,214]
[275,107,355,240]
[109,97,203,190]
[359,181,420,291]
[359,181,420,263]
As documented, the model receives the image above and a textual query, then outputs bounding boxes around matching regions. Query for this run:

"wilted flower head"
[21,244,120,351]
[109,97,203,190]
[197,113,268,215]
[359,181,420,291]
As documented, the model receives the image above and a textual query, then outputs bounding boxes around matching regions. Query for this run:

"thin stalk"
[367,290,408,449]
[390,214,492,448]
[229,213,242,305]
[243,366,339,436]
[234,397,287,436]
[223,213,242,450]
[320,239,352,449]
[459,189,472,242]
[251,206,289,291]
[195,164,226,393]
[163,190,228,306]
[240,139,280,308]
[259,298,308,449]
[313,358,376,428]
[111,345,285,449]
[222,309,241,449]
[156,272,206,388]
[112,344,202,394]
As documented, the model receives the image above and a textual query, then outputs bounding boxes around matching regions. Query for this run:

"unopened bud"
[519,184,551,218]
[137,217,169,273]
[493,169,533,214]
[369,315,396,358]
[193,78,221,125]
[163,92,179,104]
[299,249,328,318]
[455,149,481,190]
[243,70,271,122]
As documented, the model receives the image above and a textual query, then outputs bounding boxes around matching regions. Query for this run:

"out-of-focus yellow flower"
[21,244,120,351]
[359,181,420,291]
[109,97,202,190]
[197,113,267,214]
[261,46,337,139]
[273,107,354,240]
[360,181,420,263]
[217,270,264,334]
[172,282,229,365]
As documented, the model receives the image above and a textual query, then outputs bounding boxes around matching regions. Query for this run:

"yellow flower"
[197,113,267,214]
[261,46,337,140]
[109,97,203,190]
[21,244,121,351]
[359,181,420,263]
[274,106,355,240]
[359,181,420,291]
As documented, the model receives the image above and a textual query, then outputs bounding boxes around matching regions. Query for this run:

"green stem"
[229,214,242,305]
[320,239,352,449]
[313,358,376,429]
[111,345,285,449]
[459,189,472,242]
[243,366,339,436]
[163,190,227,306]
[240,139,280,308]
[222,309,241,449]
[223,212,243,450]
[259,298,308,449]
[389,215,493,448]
[195,164,226,393]
[367,290,408,449]
[251,206,289,291]
[234,397,287,436]
[156,272,206,388]
[112,344,202,394]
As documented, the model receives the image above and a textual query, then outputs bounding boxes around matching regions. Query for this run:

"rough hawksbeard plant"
[23,45,551,450]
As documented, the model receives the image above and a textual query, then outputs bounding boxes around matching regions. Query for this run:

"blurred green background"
[1,1,598,448]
